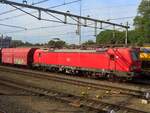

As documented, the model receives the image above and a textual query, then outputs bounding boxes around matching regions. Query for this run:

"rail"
[0,65,149,99]
[0,77,148,113]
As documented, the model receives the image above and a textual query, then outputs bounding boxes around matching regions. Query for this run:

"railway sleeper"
[0,66,150,100]
[0,78,149,113]
[0,66,150,101]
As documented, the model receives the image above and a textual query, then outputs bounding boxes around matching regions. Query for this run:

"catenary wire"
[0,23,27,30]
[0,0,81,21]
[0,0,50,16]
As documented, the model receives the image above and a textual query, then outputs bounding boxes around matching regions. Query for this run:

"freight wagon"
[2,48,37,66]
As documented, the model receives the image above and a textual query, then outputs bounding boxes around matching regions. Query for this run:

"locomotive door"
[38,52,42,64]
[109,54,116,71]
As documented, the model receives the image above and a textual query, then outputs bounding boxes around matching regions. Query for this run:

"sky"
[0,0,141,44]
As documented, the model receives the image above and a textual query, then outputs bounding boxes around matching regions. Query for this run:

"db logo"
[66,58,70,62]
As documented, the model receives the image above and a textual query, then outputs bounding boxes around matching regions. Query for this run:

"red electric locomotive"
[33,47,141,78]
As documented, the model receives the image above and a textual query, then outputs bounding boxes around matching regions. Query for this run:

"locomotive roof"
[39,47,133,53]
[53,49,101,53]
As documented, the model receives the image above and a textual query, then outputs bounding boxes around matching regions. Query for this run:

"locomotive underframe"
[33,63,136,79]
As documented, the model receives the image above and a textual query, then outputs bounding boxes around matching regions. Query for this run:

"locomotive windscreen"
[132,51,139,61]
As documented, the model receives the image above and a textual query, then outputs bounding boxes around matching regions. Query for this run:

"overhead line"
[11,4,39,20]
[31,0,50,5]
[82,3,139,11]
[3,25,99,38]
[3,24,68,34]
[0,1,121,30]
[0,23,27,30]
[32,30,97,38]
[0,0,129,28]
[49,0,81,8]
[0,0,50,16]
[0,0,81,21]
[107,16,135,21]
[2,23,109,35]
[28,30,95,38]
[0,9,16,15]
[42,30,93,37]
[6,5,99,30]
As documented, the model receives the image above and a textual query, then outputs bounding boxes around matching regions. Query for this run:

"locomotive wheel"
[106,74,117,82]
[42,67,46,72]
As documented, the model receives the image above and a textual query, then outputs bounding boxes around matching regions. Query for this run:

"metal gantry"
[0,0,130,45]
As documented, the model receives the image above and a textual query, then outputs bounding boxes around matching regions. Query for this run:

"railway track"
[0,110,6,113]
[0,82,36,96]
[0,77,149,113]
[0,65,149,100]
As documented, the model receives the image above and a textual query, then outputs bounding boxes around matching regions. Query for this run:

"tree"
[11,40,42,47]
[55,40,66,48]
[96,30,125,44]
[134,0,150,43]
[48,40,56,47]
[82,40,95,46]
[24,41,33,46]
[96,0,150,45]
[96,30,145,45]
[11,40,24,47]
[48,40,66,48]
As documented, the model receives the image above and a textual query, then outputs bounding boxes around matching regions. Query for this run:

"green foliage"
[82,40,95,46]
[96,0,150,45]
[11,40,46,47]
[11,40,24,47]
[48,40,55,47]
[96,30,125,44]
[11,40,34,47]
[11,39,66,48]
[96,30,145,45]
[48,40,66,48]
[134,0,150,42]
